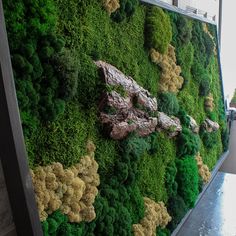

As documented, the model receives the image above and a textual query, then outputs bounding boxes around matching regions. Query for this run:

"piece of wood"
[0,1,43,235]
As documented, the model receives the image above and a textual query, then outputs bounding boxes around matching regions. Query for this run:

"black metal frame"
[0,1,43,235]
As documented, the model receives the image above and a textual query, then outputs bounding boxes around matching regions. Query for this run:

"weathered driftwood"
[202,118,220,132]
[188,116,199,133]
[96,61,182,139]
[95,60,157,111]
[156,112,182,137]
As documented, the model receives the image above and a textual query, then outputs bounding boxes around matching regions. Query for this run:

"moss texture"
[3,0,227,234]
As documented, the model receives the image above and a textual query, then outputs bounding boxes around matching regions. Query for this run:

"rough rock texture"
[95,61,157,111]
[205,93,214,112]
[102,0,120,15]
[202,118,219,132]
[31,141,100,223]
[188,116,199,133]
[150,45,184,93]
[96,61,182,139]
[156,112,182,137]
[133,197,171,236]
[195,153,211,183]
[96,60,158,139]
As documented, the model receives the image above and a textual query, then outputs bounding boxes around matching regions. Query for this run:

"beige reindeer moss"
[195,152,211,183]
[150,45,184,93]
[102,0,120,15]
[205,93,214,112]
[133,197,171,236]
[31,141,100,222]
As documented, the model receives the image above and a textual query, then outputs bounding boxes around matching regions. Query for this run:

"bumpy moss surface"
[4,0,227,235]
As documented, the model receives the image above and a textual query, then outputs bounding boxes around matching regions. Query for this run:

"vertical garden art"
[3,0,228,235]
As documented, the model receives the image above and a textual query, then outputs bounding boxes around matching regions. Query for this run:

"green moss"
[176,42,194,86]
[200,130,223,170]
[176,157,199,208]
[177,128,200,158]
[111,0,139,22]
[5,1,225,234]
[138,132,176,203]
[145,6,172,53]
[157,92,180,116]
[167,195,188,232]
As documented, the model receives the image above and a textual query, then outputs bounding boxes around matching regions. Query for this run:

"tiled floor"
[176,172,236,236]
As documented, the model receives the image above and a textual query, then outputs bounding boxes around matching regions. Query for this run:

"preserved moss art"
[150,46,184,93]
[133,197,171,236]
[195,153,211,184]
[31,141,99,222]
[4,0,227,235]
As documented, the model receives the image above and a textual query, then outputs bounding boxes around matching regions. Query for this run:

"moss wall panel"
[3,0,228,235]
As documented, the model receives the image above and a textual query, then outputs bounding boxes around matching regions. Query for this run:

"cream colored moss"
[31,141,100,223]
[205,93,214,112]
[150,45,184,93]
[133,197,171,236]
[102,0,120,15]
[195,152,211,183]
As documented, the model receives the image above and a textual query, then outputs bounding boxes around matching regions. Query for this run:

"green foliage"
[4,0,78,137]
[157,92,180,116]
[177,128,200,158]
[203,32,214,60]
[165,162,178,199]
[176,157,199,208]
[167,195,188,232]
[177,108,190,127]
[207,111,218,122]
[77,53,102,107]
[156,227,171,236]
[3,0,57,50]
[119,133,152,185]
[85,134,149,235]
[42,210,86,236]
[5,1,225,234]
[221,128,229,152]
[145,7,172,53]
[138,132,176,202]
[191,20,214,67]
[199,76,210,96]
[52,49,79,100]
[26,103,97,167]
[200,129,218,149]
[176,42,194,86]
[207,24,217,41]
[176,15,192,45]
[111,0,139,22]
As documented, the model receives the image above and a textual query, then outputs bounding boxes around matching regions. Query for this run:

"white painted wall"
[160,0,173,4]
[158,0,219,22]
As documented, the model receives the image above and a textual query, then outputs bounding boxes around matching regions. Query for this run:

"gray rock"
[188,115,199,133]
[156,112,182,137]
[203,118,220,132]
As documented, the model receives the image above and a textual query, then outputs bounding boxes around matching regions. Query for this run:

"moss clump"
[157,92,180,116]
[145,7,172,54]
[138,132,176,203]
[133,197,171,235]
[177,128,200,158]
[176,157,199,208]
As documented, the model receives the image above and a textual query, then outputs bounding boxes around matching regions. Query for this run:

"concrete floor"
[220,121,236,174]
[176,172,236,236]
